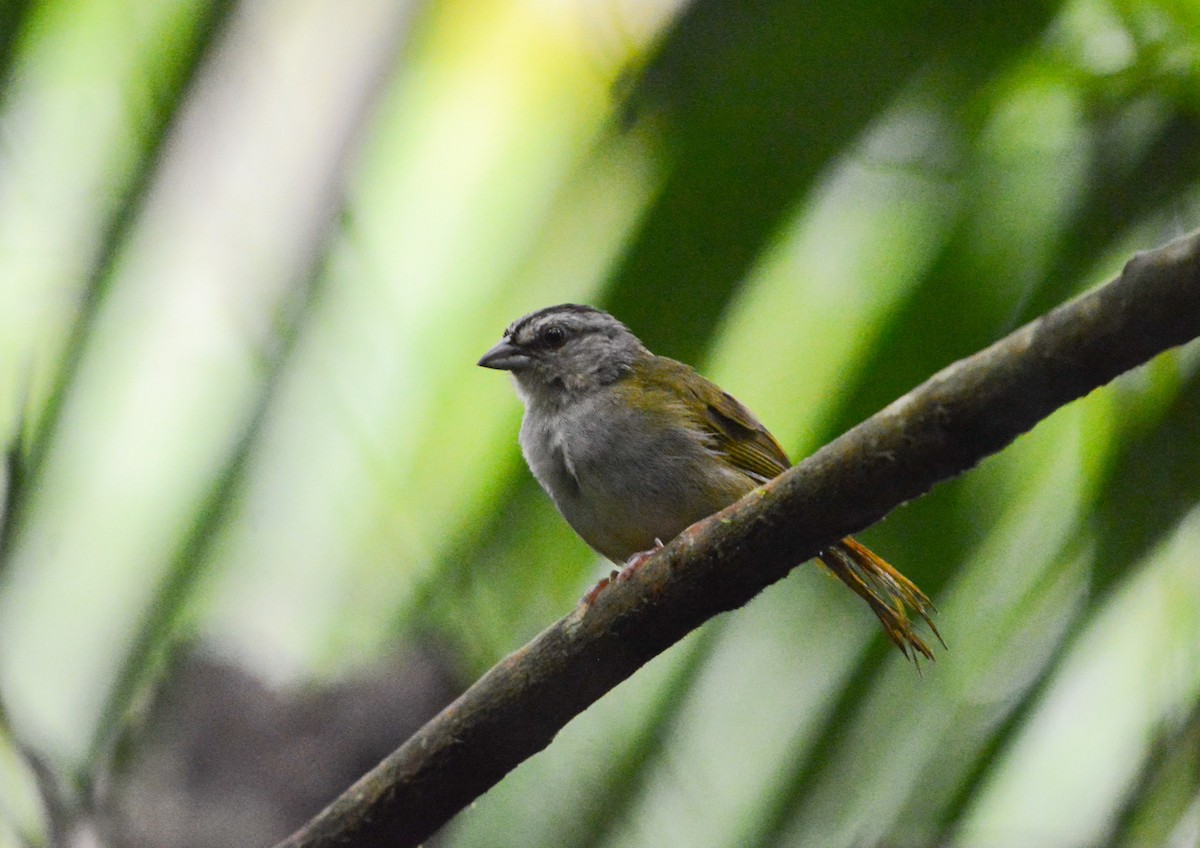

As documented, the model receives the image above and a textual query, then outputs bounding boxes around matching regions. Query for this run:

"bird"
[478,303,940,661]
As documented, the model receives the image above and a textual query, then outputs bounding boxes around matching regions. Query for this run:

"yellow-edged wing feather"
[635,356,791,483]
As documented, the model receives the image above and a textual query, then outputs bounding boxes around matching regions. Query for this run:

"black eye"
[542,325,567,349]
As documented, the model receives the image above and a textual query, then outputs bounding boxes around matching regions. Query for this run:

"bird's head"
[478,304,647,403]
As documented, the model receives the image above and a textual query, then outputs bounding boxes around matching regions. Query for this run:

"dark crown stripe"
[507,303,603,337]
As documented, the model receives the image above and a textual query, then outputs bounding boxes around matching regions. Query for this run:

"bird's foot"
[580,570,620,606]
[579,539,665,606]
[617,538,664,583]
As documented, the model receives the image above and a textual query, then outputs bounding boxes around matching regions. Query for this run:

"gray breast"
[518,392,751,562]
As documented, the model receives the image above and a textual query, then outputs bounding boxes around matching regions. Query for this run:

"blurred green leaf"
[1093,364,1200,595]
[0,0,236,776]
[1105,700,1200,848]
[610,0,1059,362]
[951,507,1200,847]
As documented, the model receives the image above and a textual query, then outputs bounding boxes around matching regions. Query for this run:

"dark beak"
[477,339,531,371]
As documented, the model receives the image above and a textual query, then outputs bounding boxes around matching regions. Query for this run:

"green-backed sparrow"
[479,304,940,660]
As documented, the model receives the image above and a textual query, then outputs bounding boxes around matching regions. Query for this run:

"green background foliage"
[0,0,1198,846]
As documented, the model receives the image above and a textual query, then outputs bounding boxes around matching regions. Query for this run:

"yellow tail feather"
[818,537,944,662]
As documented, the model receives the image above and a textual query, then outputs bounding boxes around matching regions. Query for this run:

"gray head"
[478,304,648,400]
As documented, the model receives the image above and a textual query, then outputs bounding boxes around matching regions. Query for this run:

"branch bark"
[276,229,1200,848]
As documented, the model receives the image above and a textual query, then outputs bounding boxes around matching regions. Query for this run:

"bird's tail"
[818,537,943,662]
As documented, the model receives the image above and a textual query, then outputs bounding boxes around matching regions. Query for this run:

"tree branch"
[275,229,1200,848]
